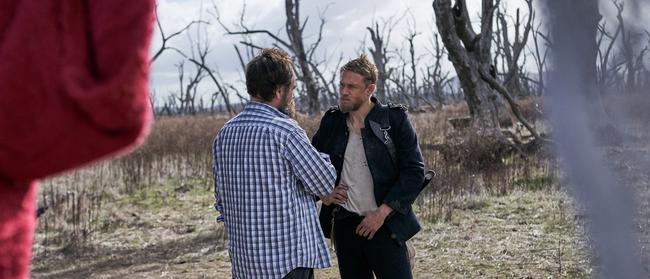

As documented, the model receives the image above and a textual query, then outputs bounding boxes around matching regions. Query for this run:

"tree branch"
[479,67,542,141]
[151,5,207,63]
[452,0,478,51]
[433,0,470,67]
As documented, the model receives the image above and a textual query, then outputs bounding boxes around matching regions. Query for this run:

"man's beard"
[339,98,362,113]
[279,91,296,119]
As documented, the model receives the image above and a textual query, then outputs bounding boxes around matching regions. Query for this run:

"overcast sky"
[149,0,524,104]
[148,0,648,106]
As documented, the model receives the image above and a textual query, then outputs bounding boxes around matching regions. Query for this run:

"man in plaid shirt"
[212,48,347,279]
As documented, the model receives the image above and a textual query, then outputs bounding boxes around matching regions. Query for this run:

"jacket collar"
[366,96,390,129]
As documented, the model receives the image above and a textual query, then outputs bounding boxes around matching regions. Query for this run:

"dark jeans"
[333,208,413,279]
[282,268,314,279]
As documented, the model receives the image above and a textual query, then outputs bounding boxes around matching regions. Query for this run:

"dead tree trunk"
[429,34,452,108]
[284,0,320,113]
[407,30,420,107]
[433,0,500,130]
[214,0,328,114]
[434,0,542,142]
[367,23,390,102]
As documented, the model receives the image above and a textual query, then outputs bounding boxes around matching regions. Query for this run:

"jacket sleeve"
[311,111,331,151]
[382,111,425,215]
[0,0,155,181]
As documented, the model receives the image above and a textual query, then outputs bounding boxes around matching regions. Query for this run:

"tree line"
[151,0,650,140]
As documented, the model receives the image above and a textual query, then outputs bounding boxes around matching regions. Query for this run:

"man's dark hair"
[340,54,378,85]
[245,48,294,102]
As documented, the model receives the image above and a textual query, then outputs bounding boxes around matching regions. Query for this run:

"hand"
[321,184,348,206]
[355,204,393,240]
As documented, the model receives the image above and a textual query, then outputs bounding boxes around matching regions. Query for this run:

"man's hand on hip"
[356,204,393,240]
[321,184,348,206]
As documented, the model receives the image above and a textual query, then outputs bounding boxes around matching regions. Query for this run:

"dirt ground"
[32,185,590,278]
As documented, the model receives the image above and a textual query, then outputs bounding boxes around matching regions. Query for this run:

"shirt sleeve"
[284,128,336,197]
[212,164,224,210]
[212,137,225,221]
[212,164,225,222]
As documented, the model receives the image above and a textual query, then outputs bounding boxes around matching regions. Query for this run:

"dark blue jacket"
[312,97,425,242]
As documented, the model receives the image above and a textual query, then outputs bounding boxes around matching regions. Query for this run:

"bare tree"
[151,5,209,115]
[185,35,237,115]
[432,0,500,129]
[214,0,330,114]
[641,32,650,93]
[310,53,344,107]
[162,92,178,116]
[174,59,207,115]
[387,48,415,106]
[149,90,157,116]
[529,22,549,96]
[367,24,390,102]
[367,15,403,103]
[151,5,207,63]
[405,16,422,107]
[495,0,534,97]
[596,19,621,92]
[425,34,452,109]
[613,1,649,94]
[433,0,540,140]
[285,0,323,113]
[155,4,239,116]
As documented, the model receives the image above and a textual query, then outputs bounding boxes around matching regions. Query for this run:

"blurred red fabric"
[0,1,155,278]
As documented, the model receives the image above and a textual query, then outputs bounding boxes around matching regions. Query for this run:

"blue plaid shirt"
[212,101,336,279]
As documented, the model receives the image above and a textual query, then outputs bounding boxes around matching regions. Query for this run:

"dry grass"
[34,115,229,251]
[33,98,592,278]
[32,184,590,278]
[33,100,555,239]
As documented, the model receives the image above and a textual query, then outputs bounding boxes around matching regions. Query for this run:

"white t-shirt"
[340,123,378,216]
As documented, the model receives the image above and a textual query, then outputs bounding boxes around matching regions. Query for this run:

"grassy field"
[31,100,597,278]
[32,178,590,278]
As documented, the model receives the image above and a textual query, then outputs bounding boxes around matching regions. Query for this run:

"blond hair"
[340,54,378,85]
